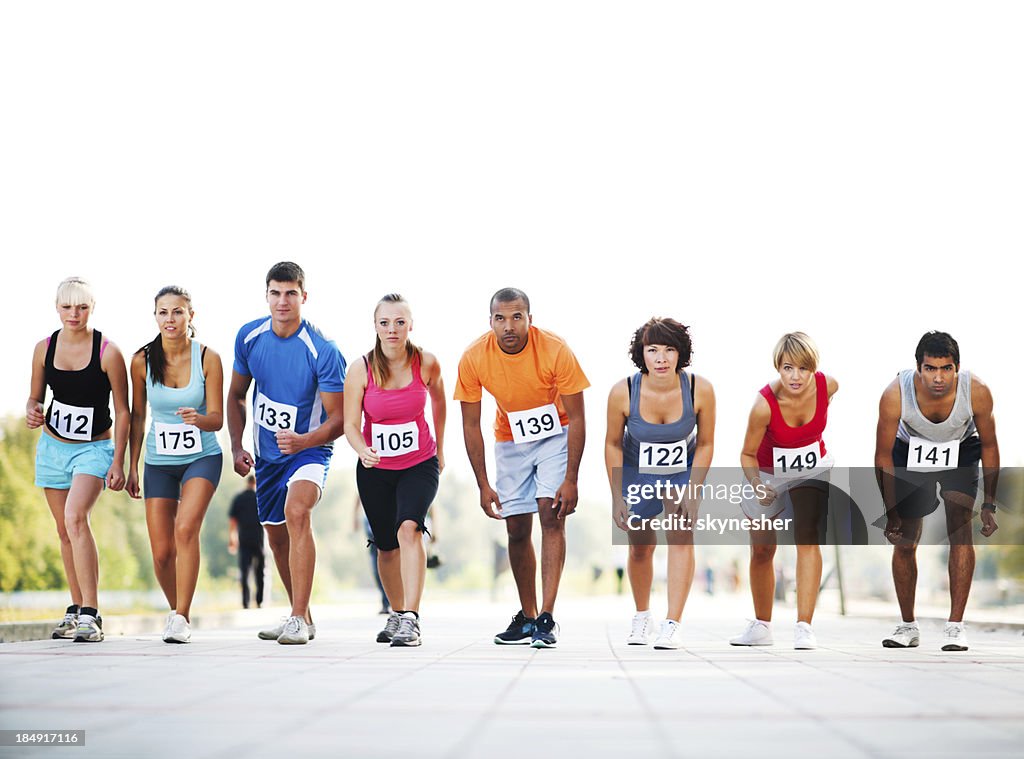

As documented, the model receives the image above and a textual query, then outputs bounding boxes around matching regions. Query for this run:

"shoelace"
[895,623,918,636]
[396,616,416,639]
[943,624,962,637]
[283,616,303,635]
[385,613,401,635]
[60,613,77,628]
[630,616,650,637]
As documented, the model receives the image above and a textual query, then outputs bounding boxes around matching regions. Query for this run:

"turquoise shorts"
[35,434,114,490]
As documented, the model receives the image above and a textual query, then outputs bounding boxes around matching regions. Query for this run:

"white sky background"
[2,2,1022,506]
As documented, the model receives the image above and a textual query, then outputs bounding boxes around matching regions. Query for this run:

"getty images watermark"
[623,481,792,534]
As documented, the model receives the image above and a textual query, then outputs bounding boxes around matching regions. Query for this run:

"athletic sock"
[66,604,80,615]
[81,607,98,619]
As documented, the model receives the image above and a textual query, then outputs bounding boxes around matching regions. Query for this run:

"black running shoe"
[530,612,558,649]
[494,610,536,645]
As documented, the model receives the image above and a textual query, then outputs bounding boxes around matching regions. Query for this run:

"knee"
[152,543,175,569]
[174,520,200,548]
[266,532,289,556]
[506,523,532,545]
[750,544,776,563]
[397,521,420,544]
[629,544,655,562]
[893,545,917,559]
[284,503,312,528]
[63,510,88,539]
[54,524,72,546]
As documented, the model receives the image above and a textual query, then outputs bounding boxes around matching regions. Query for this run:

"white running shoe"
[941,622,968,652]
[652,619,683,650]
[794,621,817,650]
[73,614,104,643]
[626,612,654,645]
[51,611,78,640]
[882,621,920,648]
[277,615,309,645]
[260,616,315,641]
[164,614,191,644]
[730,620,773,646]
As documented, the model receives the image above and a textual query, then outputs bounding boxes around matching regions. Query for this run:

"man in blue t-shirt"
[227,261,346,645]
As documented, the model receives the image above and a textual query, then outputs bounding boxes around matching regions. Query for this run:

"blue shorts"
[254,447,331,525]
[494,428,568,518]
[35,434,114,490]
[144,454,223,500]
[623,468,693,519]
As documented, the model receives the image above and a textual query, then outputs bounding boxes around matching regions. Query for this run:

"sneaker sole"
[52,632,75,640]
[277,637,309,645]
[793,644,817,650]
[941,644,968,651]
[494,636,533,645]
[881,640,920,648]
[626,641,650,646]
[529,639,557,649]
[390,639,422,647]
[73,636,103,643]
[258,631,282,640]
[729,641,773,646]
[163,637,191,644]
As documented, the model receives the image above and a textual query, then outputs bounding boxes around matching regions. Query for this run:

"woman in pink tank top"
[731,332,838,651]
[344,294,446,648]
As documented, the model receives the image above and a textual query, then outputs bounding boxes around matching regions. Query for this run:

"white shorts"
[494,427,569,518]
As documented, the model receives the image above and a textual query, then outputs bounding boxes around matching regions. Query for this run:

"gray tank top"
[622,371,697,465]
[896,368,976,443]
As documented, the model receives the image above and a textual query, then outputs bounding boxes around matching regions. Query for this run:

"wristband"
[981,502,996,512]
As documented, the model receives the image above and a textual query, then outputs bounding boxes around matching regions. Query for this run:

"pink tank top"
[756,371,829,472]
[361,352,437,470]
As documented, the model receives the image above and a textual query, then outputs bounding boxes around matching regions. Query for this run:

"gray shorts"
[144,454,223,500]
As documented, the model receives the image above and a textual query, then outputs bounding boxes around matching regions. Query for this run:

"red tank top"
[756,371,829,472]
[361,352,437,470]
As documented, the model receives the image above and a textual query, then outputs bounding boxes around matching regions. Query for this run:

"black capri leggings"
[356,456,440,552]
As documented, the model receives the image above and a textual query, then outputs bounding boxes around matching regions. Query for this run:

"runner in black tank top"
[26,278,130,643]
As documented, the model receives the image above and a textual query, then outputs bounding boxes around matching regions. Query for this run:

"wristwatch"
[981,502,996,512]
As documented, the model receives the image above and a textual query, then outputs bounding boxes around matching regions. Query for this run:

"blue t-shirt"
[233,317,347,463]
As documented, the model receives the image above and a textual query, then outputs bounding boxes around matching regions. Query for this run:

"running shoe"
[729,619,773,646]
[51,609,78,640]
[626,612,654,645]
[653,619,683,650]
[277,615,309,645]
[73,614,104,643]
[881,622,920,648]
[941,622,968,652]
[260,616,316,641]
[793,621,817,650]
[494,610,536,645]
[164,614,191,644]
[377,611,401,643]
[530,612,559,649]
[390,612,421,647]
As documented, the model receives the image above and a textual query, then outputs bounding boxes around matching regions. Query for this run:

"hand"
[233,448,254,477]
[359,446,381,469]
[228,538,238,556]
[553,479,578,519]
[176,407,201,425]
[26,400,44,429]
[613,499,631,532]
[756,478,777,507]
[106,464,126,492]
[126,470,142,499]
[436,451,445,474]
[479,484,503,520]
[884,514,903,545]
[980,509,998,538]
[276,429,307,456]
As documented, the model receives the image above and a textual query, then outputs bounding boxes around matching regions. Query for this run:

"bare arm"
[971,376,999,537]
[127,352,148,498]
[178,347,224,432]
[25,340,47,429]
[277,390,344,454]
[461,400,501,519]
[874,380,902,528]
[553,390,586,518]
[826,374,839,400]
[102,342,130,491]
[424,352,447,472]
[227,370,254,476]
[343,359,372,463]
[604,380,628,529]
[689,375,715,486]
[740,394,770,485]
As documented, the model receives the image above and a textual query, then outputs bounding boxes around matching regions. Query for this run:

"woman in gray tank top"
[605,318,715,650]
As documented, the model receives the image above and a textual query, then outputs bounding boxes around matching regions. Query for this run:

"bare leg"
[944,494,976,623]
[145,498,179,610]
[505,514,537,618]
[63,475,105,609]
[283,480,320,621]
[791,487,825,624]
[665,539,695,622]
[536,498,566,615]
[44,489,81,607]
[397,520,427,613]
[749,532,777,622]
[891,517,924,623]
[264,524,293,605]
[377,548,404,611]
[173,477,216,620]
[627,538,656,612]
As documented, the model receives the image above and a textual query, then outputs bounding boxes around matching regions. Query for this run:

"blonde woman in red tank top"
[730,333,838,650]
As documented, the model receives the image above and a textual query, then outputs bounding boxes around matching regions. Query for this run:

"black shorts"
[891,437,981,519]
[356,456,439,552]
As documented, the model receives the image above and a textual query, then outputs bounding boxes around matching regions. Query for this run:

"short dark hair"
[629,318,692,373]
[266,261,305,291]
[915,331,960,368]
[490,287,530,314]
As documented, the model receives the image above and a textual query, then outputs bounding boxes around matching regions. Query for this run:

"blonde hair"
[55,277,95,307]
[369,294,422,387]
[773,332,819,372]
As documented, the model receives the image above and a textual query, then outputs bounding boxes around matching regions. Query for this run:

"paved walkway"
[2,596,1023,758]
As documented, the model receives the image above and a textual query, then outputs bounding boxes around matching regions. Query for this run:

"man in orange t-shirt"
[455,288,589,648]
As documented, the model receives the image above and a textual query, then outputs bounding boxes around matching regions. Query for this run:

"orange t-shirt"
[454,326,590,442]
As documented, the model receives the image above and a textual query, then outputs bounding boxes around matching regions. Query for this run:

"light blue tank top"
[622,371,697,469]
[145,340,221,466]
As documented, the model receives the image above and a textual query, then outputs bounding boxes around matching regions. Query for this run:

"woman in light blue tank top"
[605,318,716,650]
[127,286,224,644]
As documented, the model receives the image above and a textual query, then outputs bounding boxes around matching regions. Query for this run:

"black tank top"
[44,330,113,441]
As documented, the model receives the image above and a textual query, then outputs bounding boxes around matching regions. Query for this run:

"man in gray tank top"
[874,331,999,652]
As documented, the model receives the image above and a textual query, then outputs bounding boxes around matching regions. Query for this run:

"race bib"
[772,442,822,478]
[638,440,688,474]
[255,392,298,433]
[371,421,419,457]
[907,436,959,472]
[507,403,561,444]
[49,400,93,441]
[154,422,203,456]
